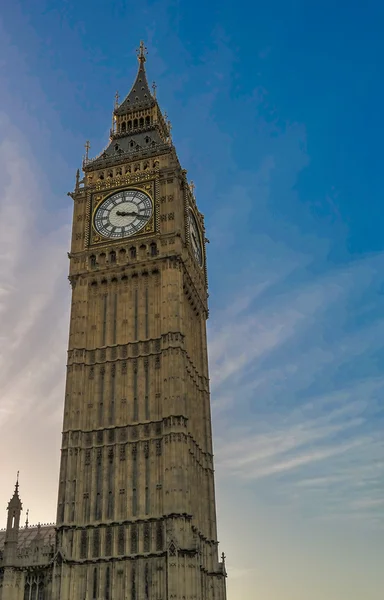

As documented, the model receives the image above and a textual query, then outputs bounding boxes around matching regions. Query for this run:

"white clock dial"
[94,189,153,239]
[188,209,203,266]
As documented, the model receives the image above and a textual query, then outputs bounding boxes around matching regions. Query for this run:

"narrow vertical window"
[145,287,149,338]
[132,445,138,516]
[92,567,98,600]
[110,364,116,426]
[113,292,118,344]
[145,442,150,515]
[105,566,111,600]
[30,582,37,600]
[144,523,150,552]
[131,565,136,600]
[98,367,105,427]
[93,528,100,557]
[118,525,125,554]
[144,360,149,421]
[71,479,76,522]
[102,294,107,345]
[23,582,30,600]
[156,521,163,551]
[145,563,150,600]
[107,449,114,519]
[131,523,138,553]
[80,529,87,558]
[133,363,138,422]
[95,450,102,520]
[134,288,138,340]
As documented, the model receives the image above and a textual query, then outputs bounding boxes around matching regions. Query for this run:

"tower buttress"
[3,474,22,565]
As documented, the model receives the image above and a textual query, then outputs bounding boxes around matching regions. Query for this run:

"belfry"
[0,43,227,600]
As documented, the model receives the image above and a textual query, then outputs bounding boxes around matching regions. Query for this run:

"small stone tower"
[3,474,22,566]
[0,475,23,600]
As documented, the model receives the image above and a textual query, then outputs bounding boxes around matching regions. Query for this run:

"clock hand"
[116,210,149,219]
[116,210,138,217]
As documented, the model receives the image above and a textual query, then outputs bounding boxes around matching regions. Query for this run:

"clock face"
[94,189,153,239]
[188,209,203,266]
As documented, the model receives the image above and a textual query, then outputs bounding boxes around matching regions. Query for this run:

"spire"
[7,471,22,511]
[4,473,23,560]
[115,40,154,114]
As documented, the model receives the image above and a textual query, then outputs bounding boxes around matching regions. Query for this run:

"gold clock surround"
[89,181,157,246]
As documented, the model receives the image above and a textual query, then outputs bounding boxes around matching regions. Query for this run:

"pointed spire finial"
[152,81,157,98]
[221,551,226,564]
[25,509,29,529]
[137,40,147,63]
[115,90,120,108]
[84,140,90,162]
[15,471,20,494]
[190,181,196,196]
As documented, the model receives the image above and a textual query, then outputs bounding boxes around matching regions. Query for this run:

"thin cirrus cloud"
[0,116,70,522]
[207,221,384,527]
[0,20,383,599]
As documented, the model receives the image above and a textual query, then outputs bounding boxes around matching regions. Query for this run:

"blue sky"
[0,1,383,598]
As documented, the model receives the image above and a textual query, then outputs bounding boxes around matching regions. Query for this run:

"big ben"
[53,42,227,599]
[0,42,227,600]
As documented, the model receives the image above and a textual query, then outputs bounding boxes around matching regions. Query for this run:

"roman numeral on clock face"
[94,189,153,240]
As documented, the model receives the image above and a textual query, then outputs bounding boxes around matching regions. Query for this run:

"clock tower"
[53,42,227,600]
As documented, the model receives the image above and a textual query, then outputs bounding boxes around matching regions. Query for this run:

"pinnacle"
[114,41,155,115]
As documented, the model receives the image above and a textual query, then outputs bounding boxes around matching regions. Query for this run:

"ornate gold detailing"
[94,170,156,191]
[89,182,156,246]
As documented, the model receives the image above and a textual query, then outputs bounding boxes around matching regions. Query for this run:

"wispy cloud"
[209,228,384,525]
[0,116,71,522]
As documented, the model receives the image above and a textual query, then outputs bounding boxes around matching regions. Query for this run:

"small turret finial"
[15,471,19,494]
[152,81,157,98]
[137,40,147,63]
[167,119,172,142]
[84,140,90,162]
[221,551,226,564]
[25,509,29,529]
[189,181,196,196]
[115,90,120,108]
